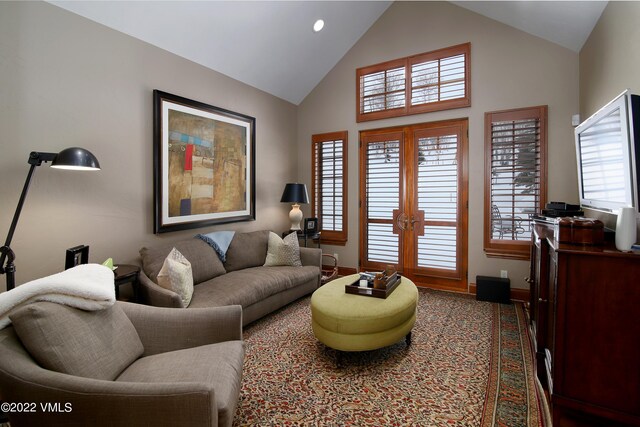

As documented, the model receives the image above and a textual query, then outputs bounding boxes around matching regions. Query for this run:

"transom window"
[357,43,471,122]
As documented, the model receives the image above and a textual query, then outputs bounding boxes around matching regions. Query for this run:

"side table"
[281,231,321,248]
[114,264,140,303]
[300,232,321,248]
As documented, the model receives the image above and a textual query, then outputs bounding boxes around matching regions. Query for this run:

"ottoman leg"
[405,331,412,346]
[336,350,344,368]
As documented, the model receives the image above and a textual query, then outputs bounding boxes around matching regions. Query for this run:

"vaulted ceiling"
[50,1,608,105]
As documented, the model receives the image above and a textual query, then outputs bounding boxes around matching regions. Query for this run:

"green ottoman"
[311,274,418,352]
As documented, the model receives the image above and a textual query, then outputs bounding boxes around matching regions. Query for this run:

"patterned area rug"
[234,289,543,426]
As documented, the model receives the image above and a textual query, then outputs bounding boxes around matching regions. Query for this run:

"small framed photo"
[65,245,89,270]
[304,218,318,235]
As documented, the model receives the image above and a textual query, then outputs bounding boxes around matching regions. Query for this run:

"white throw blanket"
[0,263,116,329]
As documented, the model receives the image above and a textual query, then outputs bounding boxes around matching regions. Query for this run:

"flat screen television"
[575,90,640,213]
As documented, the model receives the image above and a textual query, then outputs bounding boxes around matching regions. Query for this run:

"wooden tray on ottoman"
[345,275,402,299]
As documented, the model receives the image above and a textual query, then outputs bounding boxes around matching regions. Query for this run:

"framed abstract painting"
[153,90,256,233]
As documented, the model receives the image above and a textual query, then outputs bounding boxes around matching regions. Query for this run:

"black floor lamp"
[0,148,100,291]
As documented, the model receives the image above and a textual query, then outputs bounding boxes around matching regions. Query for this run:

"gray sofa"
[139,230,321,326]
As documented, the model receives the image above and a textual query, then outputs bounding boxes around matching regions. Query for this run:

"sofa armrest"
[1,367,218,427]
[138,269,184,308]
[300,247,322,269]
[118,302,243,356]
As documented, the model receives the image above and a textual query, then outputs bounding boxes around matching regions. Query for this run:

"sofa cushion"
[157,248,194,307]
[140,238,226,285]
[117,340,244,427]
[264,232,302,267]
[223,230,269,272]
[10,302,143,381]
[188,266,319,309]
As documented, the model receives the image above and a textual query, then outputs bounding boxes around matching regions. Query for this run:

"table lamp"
[0,147,101,291]
[280,183,309,231]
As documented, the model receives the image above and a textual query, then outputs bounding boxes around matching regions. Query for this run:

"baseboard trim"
[327,270,531,302]
[469,283,529,302]
[337,266,358,276]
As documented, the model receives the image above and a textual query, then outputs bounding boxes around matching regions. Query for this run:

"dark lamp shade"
[51,147,101,171]
[280,183,309,204]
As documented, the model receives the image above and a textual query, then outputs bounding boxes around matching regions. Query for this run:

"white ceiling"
[50,1,608,105]
[50,1,392,105]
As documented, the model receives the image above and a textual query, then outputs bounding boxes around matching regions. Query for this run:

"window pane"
[361,67,405,114]
[366,141,401,219]
[411,52,466,106]
[489,113,543,243]
[367,223,399,264]
[417,226,457,270]
[312,133,347,241]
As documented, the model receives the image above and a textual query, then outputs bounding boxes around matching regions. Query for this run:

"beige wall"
[297,1,580,290]
[0,1,297,288]
[579,1,640,230]
[580,1,640,118]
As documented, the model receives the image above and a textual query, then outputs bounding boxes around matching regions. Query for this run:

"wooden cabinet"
[529,219,640,426]
[529,221,554,391]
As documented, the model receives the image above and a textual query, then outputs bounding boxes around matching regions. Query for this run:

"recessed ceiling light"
[313,19,325,33]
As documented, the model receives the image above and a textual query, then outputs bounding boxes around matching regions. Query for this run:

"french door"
[359,119,468,291]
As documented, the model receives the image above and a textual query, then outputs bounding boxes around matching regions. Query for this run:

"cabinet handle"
[538,298,548,304]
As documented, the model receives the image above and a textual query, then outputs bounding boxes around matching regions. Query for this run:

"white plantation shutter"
[312,132,348,245]
[361,66,406,114]
[411,54,466,106]
[485,106,547,258]
[357,43,470,122]
[364,139,401,265]
[416,135,459,271]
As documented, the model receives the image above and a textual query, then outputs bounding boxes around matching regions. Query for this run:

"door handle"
[411,210,425,236]
[409,217,419,229]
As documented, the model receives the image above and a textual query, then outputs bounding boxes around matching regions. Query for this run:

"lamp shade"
[280,183,309,204]
[51,147,101,171]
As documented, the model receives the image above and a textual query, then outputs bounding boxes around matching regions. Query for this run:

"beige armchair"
[0,301,244,427]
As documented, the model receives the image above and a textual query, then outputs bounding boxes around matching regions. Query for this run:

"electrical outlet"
[500,270,508,279]
[333,253,339,261]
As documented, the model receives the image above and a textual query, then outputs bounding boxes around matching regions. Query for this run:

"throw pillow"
[139,239,226,285]
[102,257,114,270]
[10,302,143,381]
[157,248,194,307]
[263,232,302,267]
[224,230,270,272]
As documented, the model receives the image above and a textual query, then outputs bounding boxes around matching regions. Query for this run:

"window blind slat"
[489,114,543,242]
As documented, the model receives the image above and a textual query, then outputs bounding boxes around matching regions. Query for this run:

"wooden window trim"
[407,43,471,115]
[356,43,471,123]
[312,131,348,246]
[356,58,407,122]
[484,106,548,260]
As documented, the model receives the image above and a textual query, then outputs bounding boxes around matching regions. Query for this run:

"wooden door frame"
[359,118,469,292]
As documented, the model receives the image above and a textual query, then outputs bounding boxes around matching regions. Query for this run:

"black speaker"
[476,276,511,304]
